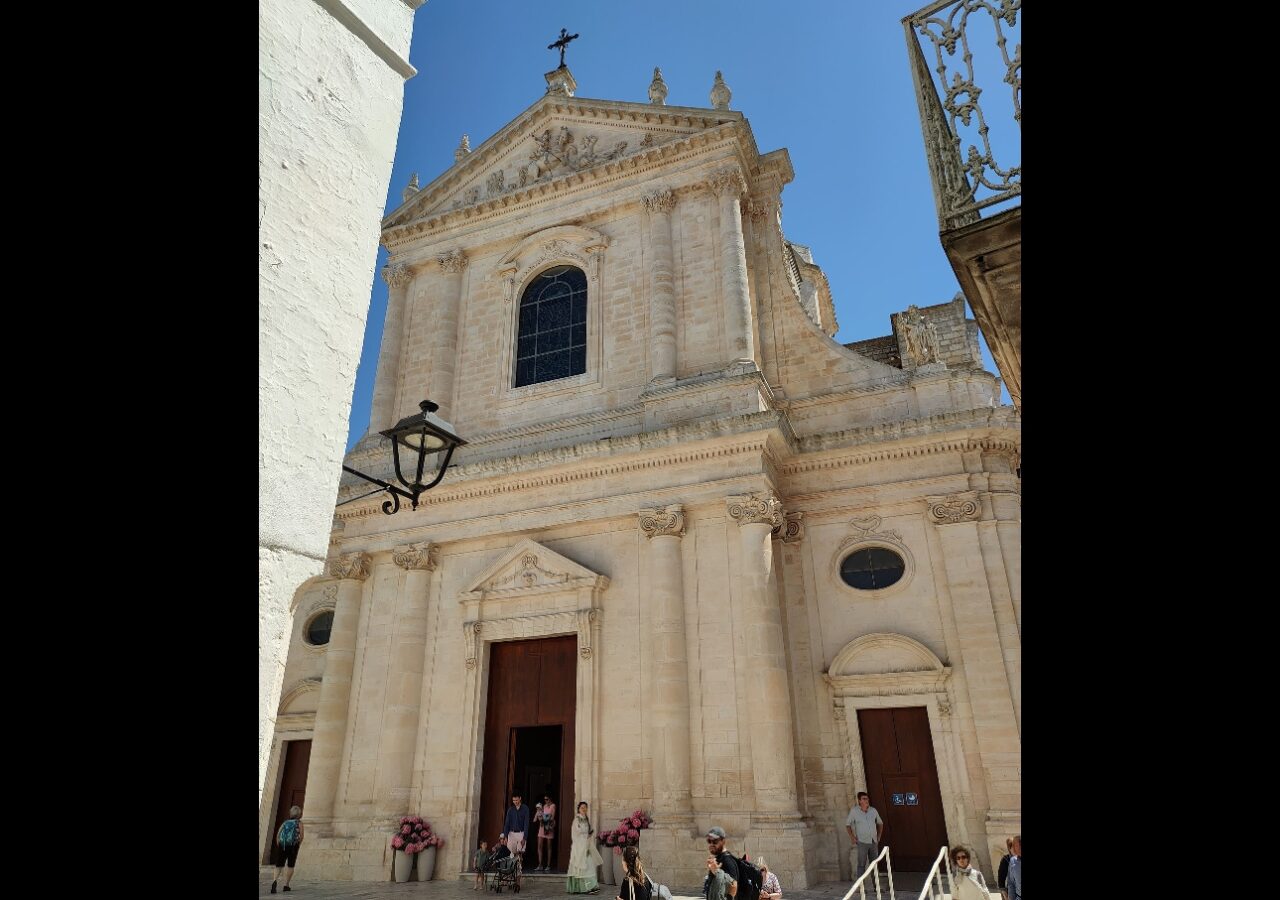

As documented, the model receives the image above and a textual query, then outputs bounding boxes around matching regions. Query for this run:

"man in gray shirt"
[845,791,884,880]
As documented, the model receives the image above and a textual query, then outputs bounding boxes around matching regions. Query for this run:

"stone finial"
[545,65,577,97]
[710,70,732,110]
[649,67,669,106]
[401,172,420,204]
[454,134,471,163]
[381,263,414,289]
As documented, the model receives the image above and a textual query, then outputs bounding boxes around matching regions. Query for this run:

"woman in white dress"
[566,801,603,895]
[950,846,992,900]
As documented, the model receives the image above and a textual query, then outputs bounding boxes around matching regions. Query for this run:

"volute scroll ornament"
[392,542,439,571]
[926,492,981,524]
[638,504,685,539]
[726,493,784,528]
[708,167,746,199]
[437,249,469,274]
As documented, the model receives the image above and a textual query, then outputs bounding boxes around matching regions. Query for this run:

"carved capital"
[642,188,677,215]
[926,492,981,525]
[437,249,468,275]
[745,199,775,222]
[772,510,803,543]
[381,263,414,289]
[707,167,746,199]
[392,542,438,571]
[727,493,783,528]
[639,504,685,539]
[328,552,372,581]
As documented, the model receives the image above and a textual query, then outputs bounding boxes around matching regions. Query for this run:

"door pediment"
[459,538,609,602]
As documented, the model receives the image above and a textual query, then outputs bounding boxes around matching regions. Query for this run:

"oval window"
[306,610,335,646]
[839,547,906,591]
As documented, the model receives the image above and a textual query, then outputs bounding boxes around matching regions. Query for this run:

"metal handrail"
[840,844,896,900]
[917,845,955,900]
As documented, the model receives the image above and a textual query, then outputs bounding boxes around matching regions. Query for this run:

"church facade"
[258,66,1021,888]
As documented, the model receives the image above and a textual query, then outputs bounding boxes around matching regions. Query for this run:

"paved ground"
[259,868,932,899]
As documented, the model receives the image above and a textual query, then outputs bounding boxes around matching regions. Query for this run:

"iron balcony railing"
[904,0,1021,232]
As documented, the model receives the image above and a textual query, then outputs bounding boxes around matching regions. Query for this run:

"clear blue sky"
[346,0,1017,450]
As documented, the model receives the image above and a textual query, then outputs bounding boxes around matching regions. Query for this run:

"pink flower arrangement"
[599,810,651,854]
[390,816,444,854]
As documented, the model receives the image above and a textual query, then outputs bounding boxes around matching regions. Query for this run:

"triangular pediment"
[459,538,610,602]
[385,95,744,231]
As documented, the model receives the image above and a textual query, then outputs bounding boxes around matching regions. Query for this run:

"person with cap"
[703,826,739,898]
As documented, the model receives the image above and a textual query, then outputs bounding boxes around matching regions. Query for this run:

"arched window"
[514,265,588,387]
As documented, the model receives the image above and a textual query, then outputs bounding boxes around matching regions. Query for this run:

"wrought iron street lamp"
[342,400,467,515]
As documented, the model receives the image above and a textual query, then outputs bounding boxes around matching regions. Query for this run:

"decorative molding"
[381,263,414,289]
[707,166,746,198]
[392,542,439,571]
[844,514,905,547]
[459,538,610,603]
[726,492,783,528]
[277,676,323,714]
[577,608,599,659]
[328,552,372,581]
[773,510,803,543]
[642,187,677,215]
[638,504,685,539]
[463,621,482,670]
[437,249,468,274]
[828,632,946,678]
[926,491,981,524]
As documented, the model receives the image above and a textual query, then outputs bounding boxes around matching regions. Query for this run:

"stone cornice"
[338,411,791,519]
[336,405,1020,519]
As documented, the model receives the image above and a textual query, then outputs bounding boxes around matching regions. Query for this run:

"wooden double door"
[478,636,577,872]
[857,707,947,870]
[264,740,311,863]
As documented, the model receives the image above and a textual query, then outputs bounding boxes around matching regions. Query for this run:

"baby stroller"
[488,852,521,894]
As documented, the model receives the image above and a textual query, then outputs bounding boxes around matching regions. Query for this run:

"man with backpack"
[703,826,763,900]
[270,805,304,893]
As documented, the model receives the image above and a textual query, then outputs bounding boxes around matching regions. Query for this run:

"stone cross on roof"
[547,28,579,68]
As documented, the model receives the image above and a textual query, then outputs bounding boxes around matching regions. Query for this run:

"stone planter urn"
[417,846,437,881]
[598,845,614,884]
[393,849,414,883]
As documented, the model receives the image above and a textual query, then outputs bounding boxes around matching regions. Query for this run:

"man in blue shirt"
[501,792,532,864]
[1004,835,1021,900]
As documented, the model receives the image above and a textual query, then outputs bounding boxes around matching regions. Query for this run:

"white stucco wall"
[258,0,423,803]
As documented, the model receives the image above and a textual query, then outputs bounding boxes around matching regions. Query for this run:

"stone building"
[258,65,1021,888]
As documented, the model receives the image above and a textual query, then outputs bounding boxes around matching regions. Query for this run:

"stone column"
[726,493,799,813]
[926,493,1021,818]
[638,505,693,821]
[708,167,756,368]
[373,542,438,819]
[369,263,414,432]
[431,250,468,421]
[306,552,371,824]
[643,189,679,381]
